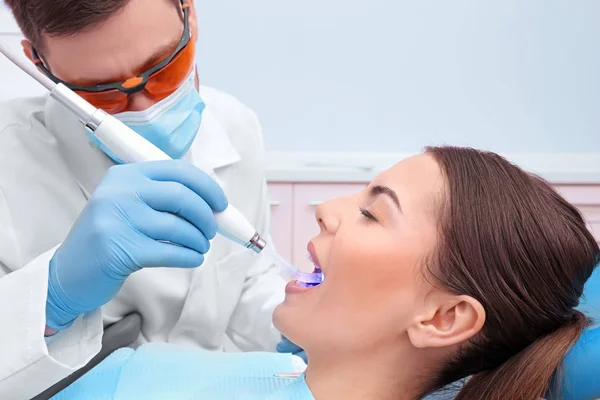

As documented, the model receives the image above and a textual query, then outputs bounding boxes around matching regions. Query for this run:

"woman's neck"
[303,348,424,400]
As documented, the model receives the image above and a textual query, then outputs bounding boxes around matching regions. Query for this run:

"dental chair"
[32,313,141,400]
[561,264,600,400]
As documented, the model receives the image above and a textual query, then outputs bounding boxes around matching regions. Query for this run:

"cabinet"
[267,182,600,273]
[266,183,293,261]
[555,185,600,244]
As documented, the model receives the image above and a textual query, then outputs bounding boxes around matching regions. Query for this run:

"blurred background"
[2,0,599,153]
[1,0,599,277]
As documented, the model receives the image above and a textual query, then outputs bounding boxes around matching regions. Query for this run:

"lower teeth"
[300,281,320,288]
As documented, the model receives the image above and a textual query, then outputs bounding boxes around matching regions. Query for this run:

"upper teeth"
[306,252,323,275]
[306,252,318,267]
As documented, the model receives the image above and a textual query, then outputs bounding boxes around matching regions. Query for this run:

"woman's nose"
[315,199,342,235]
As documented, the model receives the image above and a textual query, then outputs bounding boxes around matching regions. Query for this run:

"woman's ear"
[407,294,485,349]
[21,40,34,62]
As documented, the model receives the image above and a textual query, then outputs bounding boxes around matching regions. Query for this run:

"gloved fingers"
[139,181,218,240]
[276,337,303,354]
[133,209,211,255]
[136,161,228,212]
[138,239,205,269]
[295,350,308,364]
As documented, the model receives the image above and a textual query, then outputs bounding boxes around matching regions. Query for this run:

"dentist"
[0,0,288,398]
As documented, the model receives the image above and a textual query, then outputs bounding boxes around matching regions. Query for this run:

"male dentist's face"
[23,0,199,112]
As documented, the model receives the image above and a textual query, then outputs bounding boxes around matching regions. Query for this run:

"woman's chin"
[272,302,289,333]
[273,280,323,336]
[272,298,305,334]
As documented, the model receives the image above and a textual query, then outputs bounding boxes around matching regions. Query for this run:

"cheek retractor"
[262,246,324,286]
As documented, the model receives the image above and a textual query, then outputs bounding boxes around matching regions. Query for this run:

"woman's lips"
[285,280,315,294]
[307,242,322,271]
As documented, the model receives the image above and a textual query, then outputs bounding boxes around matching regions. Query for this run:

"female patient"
[55,146,599,400]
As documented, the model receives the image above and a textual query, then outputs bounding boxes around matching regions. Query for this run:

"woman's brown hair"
[424,146,599,400]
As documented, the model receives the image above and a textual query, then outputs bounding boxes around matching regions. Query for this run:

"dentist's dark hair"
[423,146,598,400]
[5,0,181,51]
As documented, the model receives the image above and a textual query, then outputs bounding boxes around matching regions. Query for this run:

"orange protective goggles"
[32,0,195,114]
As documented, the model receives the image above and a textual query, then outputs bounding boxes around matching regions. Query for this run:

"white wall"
[2,2,599,153]
[195,0,600,153]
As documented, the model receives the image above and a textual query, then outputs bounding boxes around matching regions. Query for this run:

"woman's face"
[273,154,445,355]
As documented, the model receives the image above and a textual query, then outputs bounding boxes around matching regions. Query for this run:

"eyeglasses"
[32,0,195,114]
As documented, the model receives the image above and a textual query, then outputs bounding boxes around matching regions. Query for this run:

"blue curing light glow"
[299,267,324,288]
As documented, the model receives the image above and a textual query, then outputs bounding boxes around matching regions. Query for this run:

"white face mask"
[88,72,205,163]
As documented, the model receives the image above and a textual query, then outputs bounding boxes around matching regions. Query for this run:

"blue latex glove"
[276,336,307,363]
[46,161,228,329]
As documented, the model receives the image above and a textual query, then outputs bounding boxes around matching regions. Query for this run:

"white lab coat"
[0,87,286,399]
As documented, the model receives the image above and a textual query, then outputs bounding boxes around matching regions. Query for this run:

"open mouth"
[306,252,322,274]
[307,242,322,270]
[301,242,324,288]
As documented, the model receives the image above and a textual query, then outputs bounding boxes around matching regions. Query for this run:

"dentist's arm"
[46,160,228,330]
[0,160,227,399]
[0,242,103,400]
[1,183,99,400]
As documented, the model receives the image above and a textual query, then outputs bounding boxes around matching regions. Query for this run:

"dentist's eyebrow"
[139,36,181,71]
[369,185,402,212]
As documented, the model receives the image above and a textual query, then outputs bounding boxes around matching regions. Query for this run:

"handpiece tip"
[247,232,266,253]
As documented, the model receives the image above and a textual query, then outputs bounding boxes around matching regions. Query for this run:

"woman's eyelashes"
[360,206,379,222]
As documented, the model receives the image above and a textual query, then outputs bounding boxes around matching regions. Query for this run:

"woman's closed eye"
[360,206,379,222]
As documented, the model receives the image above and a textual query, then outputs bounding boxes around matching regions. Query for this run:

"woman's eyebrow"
[369,185,402,212]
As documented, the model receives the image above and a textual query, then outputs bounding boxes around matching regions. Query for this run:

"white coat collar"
[43,93,241,198]
[188,103,241,181]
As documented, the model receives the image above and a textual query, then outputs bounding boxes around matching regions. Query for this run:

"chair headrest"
[560,325,600,400]
[561,264,600,400]
[577,262,600,324]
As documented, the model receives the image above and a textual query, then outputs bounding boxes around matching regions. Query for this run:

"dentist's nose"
[127,91,158,112]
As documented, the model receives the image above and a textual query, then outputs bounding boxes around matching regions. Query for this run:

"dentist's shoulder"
[200,86,265,147]
[0,95,48,133]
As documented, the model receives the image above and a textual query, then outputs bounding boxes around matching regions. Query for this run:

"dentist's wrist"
[45,257,80,330]
[45,283,79,330]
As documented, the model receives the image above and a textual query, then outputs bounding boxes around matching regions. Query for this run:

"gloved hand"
[276,336,307,363]
[46,160,228,330]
